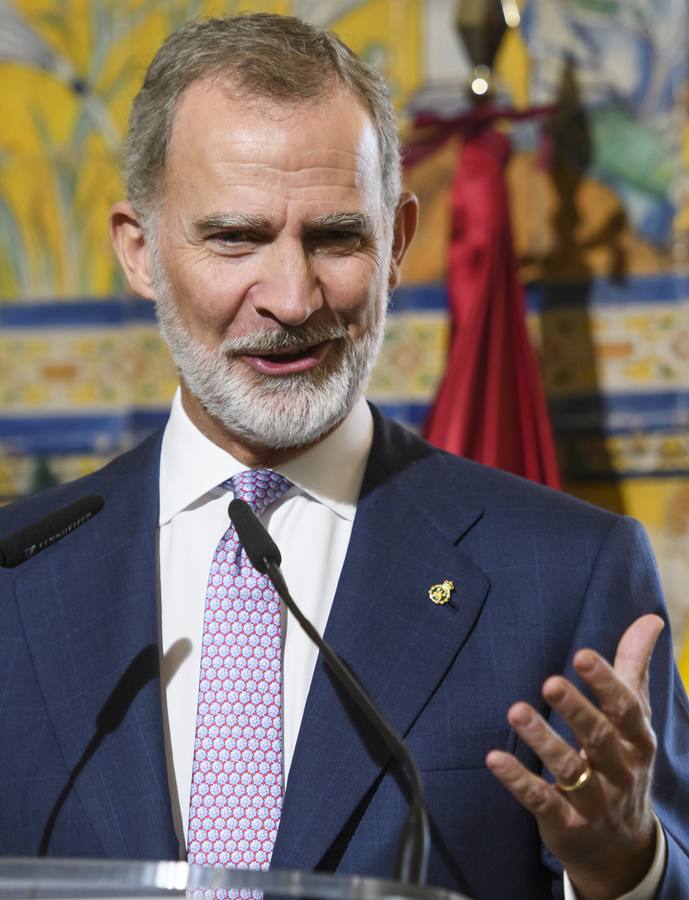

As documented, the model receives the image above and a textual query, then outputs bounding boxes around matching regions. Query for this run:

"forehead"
[162,79,383,217]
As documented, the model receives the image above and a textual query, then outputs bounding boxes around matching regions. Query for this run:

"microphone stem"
[265,560,430,885]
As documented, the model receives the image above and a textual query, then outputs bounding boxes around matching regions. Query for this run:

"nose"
[251,239,323,326]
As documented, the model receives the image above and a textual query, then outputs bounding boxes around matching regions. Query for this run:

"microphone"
[228,499,431,886]
[0,495,105,568]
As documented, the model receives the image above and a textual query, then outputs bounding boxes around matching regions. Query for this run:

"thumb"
[613,613,665,693]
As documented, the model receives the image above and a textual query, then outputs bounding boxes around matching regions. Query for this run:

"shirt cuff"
[563,815,666,900]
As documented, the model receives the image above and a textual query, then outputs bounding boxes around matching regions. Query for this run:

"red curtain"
[423,124,560,488]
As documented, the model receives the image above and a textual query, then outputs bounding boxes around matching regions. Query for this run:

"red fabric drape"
[423,124,560,488]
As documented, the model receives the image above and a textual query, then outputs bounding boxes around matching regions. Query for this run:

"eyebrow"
[191,213,270,236]
[306,212,375,237]
[191,211,375,239]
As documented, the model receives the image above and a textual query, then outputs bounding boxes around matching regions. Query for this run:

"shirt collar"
[159,388,373,526]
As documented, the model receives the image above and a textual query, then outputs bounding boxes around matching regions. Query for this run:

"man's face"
[128,79,414,455]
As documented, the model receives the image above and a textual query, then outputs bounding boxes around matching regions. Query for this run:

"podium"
[0,858,471,900]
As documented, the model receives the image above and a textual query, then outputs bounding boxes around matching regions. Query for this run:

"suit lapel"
[272,411,490,871]
[13,432,179,859]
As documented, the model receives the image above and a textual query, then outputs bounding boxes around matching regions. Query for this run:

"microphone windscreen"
[0,494,105,568]
[228,499,281,573]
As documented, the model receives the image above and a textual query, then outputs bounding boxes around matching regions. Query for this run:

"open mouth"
[261,347,316,363]
[241,339,334,374]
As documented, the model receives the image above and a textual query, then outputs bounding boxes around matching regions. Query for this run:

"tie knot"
[227,469,292,516]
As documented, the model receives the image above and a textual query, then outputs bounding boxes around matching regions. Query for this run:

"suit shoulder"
[370,407,622,534]
[0,430,163,538]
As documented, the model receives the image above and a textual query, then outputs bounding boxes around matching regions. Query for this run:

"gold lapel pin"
[428,580,456,607]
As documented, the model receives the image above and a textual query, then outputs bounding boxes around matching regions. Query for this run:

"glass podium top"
[0,858,471,900]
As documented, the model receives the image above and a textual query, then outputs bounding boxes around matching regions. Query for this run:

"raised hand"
[486,614,665,900]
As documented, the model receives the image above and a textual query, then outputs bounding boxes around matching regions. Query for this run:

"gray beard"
[152,267,387,451]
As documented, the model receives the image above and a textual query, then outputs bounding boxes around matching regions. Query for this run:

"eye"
[208,230,267,255]
[328,230,359,242]
[212,231,255,244]
[312,230,365,252]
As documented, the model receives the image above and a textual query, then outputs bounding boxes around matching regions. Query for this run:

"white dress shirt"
[158,388,373,844]
[156,388,664,898]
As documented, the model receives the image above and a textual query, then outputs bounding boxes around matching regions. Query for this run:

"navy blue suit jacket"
[2,407,689,898]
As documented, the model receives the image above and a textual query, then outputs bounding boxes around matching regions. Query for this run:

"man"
[0,13,688,900]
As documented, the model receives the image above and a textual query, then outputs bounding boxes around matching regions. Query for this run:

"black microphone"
[0,494,105,568]
[228,498,431,886]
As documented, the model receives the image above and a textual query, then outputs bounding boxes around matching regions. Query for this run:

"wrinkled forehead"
[165,78,384,207]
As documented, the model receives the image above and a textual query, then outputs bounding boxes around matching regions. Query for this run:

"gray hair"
[124,12,401,226]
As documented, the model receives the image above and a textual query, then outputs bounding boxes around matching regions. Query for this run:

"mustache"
[218,323,349,356]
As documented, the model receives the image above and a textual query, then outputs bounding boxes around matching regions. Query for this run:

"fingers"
[490,616,662,802]
[572,654,656,755]
[541,677,632,786]
[568,617,663,753]
[486,749,577,828]
[505,702,606,808]
[506,662,655,794]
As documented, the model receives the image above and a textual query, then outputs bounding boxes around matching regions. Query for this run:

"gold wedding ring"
[557,762,593,793]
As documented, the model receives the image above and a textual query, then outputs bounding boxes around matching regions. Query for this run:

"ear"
[388,191,419,291]
[109,201,157,301]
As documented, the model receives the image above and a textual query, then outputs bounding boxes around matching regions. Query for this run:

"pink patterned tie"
[187,469,292,874]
